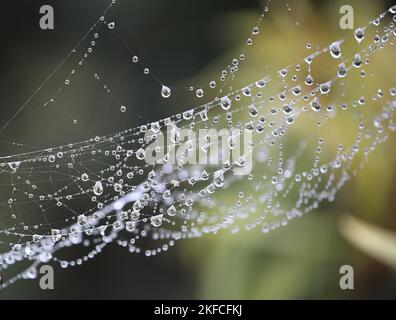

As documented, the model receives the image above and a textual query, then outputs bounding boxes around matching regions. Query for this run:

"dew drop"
[305,74,314,86]
[114,183,123,192]
[201,170,209,180]
[136,148,146,160]
[243,87,252,96]
[8,161,20,171]
[283,103,294,114]
[162,189,171,199]
[126,221,136,232]
[196,88,204,98]
[220,96,232,110]
[355,28,365,43]
[319,81,332,94]
[338,63,347,77]
[51,229,61,243]
[77,214,87,226]
[150,214,163,227]
[213,171,224,187]
[161,85,171,98]
[329,42,342,59]
[249,104,259,117]
[353,53,363,68]
[93,181,104,196]
[310,97,321,112]
[167,205,177,216]
[292,85,302,96]
[256,79,266,88]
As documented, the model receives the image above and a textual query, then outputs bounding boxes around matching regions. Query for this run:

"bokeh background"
[0,0,396,299]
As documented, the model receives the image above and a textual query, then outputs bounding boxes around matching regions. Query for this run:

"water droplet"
[329,42,342,59]
[151,121,160,133]
[12,244,22,254]
[120,105,127,112]
[353,53,363,68]
[196,88,204,98]
[136,148,146,160]
[213,171,224,187]
[249,104,259,117]
[319,81,332,94]
[220,96,232,110]
[183,109,194,120]
[108,22,115,29]
[162,189,171,199]
[243,87,252,96]
[279,69,288,78]
[126,221,136,232]
[167,205,177,216]
[33,234,42,243]
[310,97,321,112]
[355,28,365,43]
[256,79,266,88]
[283,103,294,114]
[8,161,20,171]
[338,63,347,77]
[150,214,163,227]
[114,183,122,192]
[161,85,171,98]
[201,170,209,180]
[292,85,302,96]
[305,74,314,86]
[93,181,104,196]
[77,214,87,226]
[51,229,61,242]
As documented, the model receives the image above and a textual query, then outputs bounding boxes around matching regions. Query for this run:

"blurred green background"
[0,0,396,299]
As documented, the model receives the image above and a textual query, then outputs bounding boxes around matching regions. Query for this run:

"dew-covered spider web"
[1,0,396,289]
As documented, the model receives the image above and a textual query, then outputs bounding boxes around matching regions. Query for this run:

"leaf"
[339,214,396,270]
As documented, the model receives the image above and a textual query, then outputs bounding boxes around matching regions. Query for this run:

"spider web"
[0,1,396,289]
